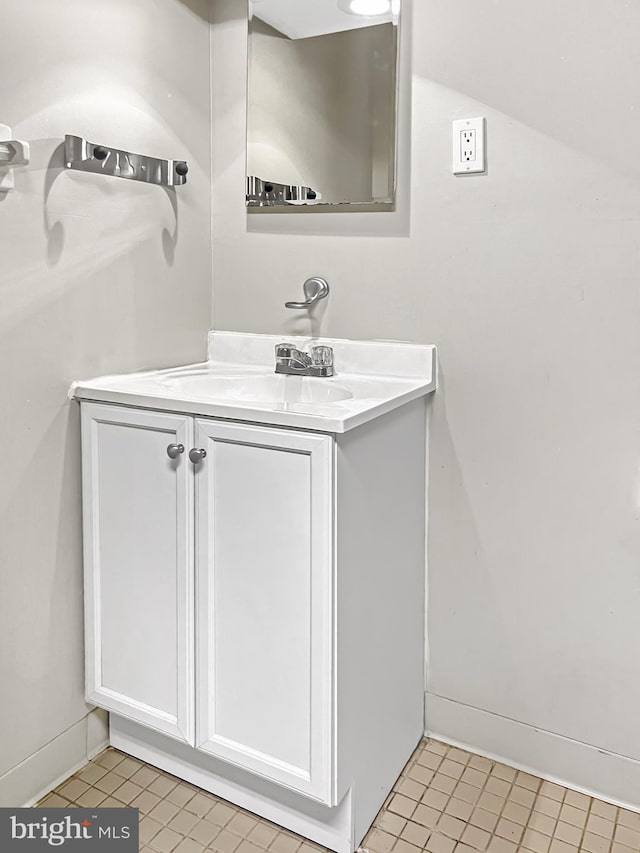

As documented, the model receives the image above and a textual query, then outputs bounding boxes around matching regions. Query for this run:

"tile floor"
[37,738,640,853]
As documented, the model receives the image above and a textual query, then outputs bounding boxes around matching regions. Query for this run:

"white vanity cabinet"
[77,338,433,853]
[82,403,335,802]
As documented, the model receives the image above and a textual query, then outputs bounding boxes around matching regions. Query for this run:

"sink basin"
[71,332,437,433]
[162,372,353,404]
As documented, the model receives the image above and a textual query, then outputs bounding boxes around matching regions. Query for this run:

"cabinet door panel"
[81,403,194,744]
[195,420,334,804]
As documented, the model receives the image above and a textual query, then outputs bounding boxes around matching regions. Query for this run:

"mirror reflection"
[246,0,400,208]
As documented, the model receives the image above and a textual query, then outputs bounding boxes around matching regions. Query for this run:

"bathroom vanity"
[72,332,437,853]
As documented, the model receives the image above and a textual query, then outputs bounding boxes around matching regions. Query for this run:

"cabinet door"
[194,419,335,804]
[81,403,195,745]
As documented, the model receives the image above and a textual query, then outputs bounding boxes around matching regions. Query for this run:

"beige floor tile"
[521,827,551,853]
[211,829,244,853]
[484,777,511,799]
[411,804,440,829]
[38,793,70,807]
[139,817,162,844]
[468,755,493,773]
[406,764,434,786]
[461,767,488,789]
[460,823,491,851]
[429,774,457,796]
[31,737,640,853]
[149,800,183,826]
[438,759,465,781]
[148,775,180,798]
[444,797,473,822]
[553,821,582,846]
[391,839,420,853]
[424,833,456,853]
[75,787,107,807]
[375,811,406,836]
[563,790,590,810]
[580,831,611,853]
[207,803,239,827]
[417,752,444,772]
[495,817,524,844]
[57,778,89,801]
[94,771,128,796]
[476,791,505,815]
[364,828,396,853]
[167,783,197,808]
[586,813,615,839]
[527,812,557,837]
[548,839,578,853]
[617,810,640,831]
[99,796,127,808]
[150,826,183,853]
[227,812,259,838]
[388,794,416,819]
[534,796,562,820]
[491,765,517,784]
[516,772,541,793]
[113,756,144,779]
[590,800,617,821]
[614,824,640,849]
[174,839,204,853]
[486,837,517,853]
[453,781,482,806]
[169,809,201,836]
[509,786,536,809]
[399,821,430,848]
[131,789,163,815]
[112,779,144,804]
[447,748,471,766]
[469,808,499,834]
[94,749,126,770]
[421,789,449,812]
[558,804,587,828]
[131,766,161,789]
[435,813,465,841]
[189,819,221,847]
[538,782,566,803]
[76,763,109,785]
[188,818,220,849]
[395,778,426,802]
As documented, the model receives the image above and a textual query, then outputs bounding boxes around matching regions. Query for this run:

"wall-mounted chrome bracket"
[247,175,320,206]
[0,124,31,193]
[64,135,189,187]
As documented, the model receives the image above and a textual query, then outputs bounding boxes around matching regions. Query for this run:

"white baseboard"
[0,709,109,808]
[425,693,640,812]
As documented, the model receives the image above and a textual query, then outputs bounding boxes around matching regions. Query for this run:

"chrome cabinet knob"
[189,448,207,464]
[166,443,185,459]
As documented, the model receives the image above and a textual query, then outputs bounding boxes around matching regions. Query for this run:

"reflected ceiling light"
[337,0,392,17]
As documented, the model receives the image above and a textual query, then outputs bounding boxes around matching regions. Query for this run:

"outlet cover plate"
[453,117,485,175]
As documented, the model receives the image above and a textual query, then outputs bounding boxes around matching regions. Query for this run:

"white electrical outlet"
[452,117,485,174]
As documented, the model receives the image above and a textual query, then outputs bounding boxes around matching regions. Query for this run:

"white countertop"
[70,332,437,433]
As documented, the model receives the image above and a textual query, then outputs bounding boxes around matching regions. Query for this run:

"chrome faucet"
[275,343,334,377]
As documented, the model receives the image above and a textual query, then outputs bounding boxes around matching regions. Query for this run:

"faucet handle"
[310,345,333,368]
[275,342,296,358]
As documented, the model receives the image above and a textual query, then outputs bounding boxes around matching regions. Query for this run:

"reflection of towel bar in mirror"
[246,0,400,210]
[247,175,320,206]
[64,135,189,187]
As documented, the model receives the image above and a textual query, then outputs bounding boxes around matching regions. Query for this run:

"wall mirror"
[246,0,400,209]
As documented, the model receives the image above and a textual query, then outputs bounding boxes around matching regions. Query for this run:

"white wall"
[211,0,640,806]
[0,0,212,802]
